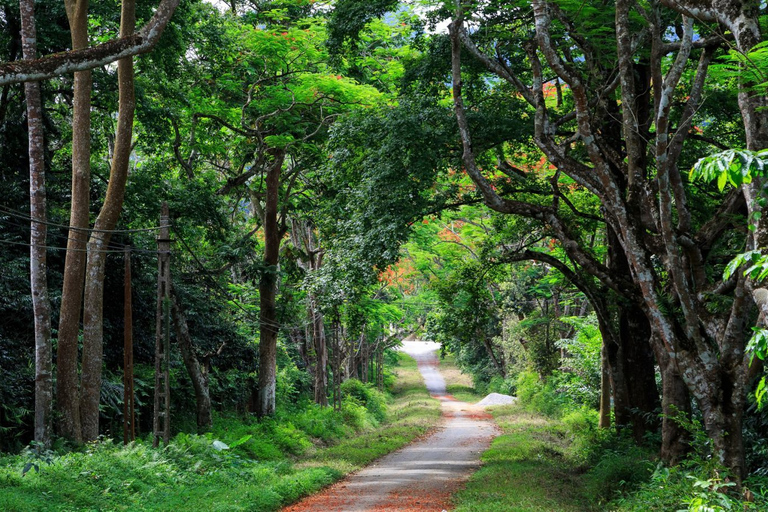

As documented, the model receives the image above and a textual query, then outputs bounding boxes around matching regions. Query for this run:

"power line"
[0,217,160,255]
[0,204,169,234]
[0,238,129,254]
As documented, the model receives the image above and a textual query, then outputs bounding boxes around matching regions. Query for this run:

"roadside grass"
[452,404,665,512]
[452,404,597,512]
[300,352,440,474]
[439,352,484,403]
[0,352,440,512]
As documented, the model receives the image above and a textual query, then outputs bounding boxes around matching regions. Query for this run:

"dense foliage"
[2,0,768,510]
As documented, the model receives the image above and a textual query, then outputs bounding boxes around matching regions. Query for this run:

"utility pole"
[123,245,135,444]
[153,203,171,447]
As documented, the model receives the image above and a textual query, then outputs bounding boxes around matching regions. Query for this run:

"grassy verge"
[451,405,603,511]
[0,352,440,512]
[451,375,768,512]
[439,352,484,403]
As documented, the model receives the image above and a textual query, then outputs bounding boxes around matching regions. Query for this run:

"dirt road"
[283,340,498,512]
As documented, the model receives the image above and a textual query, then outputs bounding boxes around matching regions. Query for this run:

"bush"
[340,400,374,431]
[290,404,348,442]
[585,445,654,504]
[611,463,768,511]
[271,421,312,455]
[340,379,387,422]
[487,375,516,395]
[516,370,565,417]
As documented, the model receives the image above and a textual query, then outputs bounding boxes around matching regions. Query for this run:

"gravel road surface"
[283,340,498,512]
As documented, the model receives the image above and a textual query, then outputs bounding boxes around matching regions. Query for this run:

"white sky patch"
[409,1,450,34]
[206,0,230,13]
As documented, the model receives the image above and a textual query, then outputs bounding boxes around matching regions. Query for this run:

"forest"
[1,0,768,510]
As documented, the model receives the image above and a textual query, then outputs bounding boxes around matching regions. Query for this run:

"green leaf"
[756,378,766,409]
[717,169,728,191]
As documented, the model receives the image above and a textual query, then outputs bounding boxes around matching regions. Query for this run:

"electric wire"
[171,224,308,331]
[2,207,413,331]
[0,204,169,234]
[0,216,161,255]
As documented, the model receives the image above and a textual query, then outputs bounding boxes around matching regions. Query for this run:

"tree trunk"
[289,219,328,406]
[56,0,91,444]
[479,329,505,377]
[652,343,690,464]
[255,151,285,418]
[598,342,611,429]
[21,0,52,449]
[80,0,136,441]
[169,285,212,432]
[618,304,661,441]
[311,294,328,406]
[605,227,660,441]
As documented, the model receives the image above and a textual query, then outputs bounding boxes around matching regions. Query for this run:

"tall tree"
[290,218,328,406]
[78,0,137,442]
[165,6,382,416]
[447,0,755,478]
[56,0,92,444]
[20,0,52,448]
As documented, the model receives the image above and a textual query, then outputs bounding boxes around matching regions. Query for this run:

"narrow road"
[283,340,498,512]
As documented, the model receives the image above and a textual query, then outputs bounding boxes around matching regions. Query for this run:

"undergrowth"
[0,352,440,512]
[452,370,768,512]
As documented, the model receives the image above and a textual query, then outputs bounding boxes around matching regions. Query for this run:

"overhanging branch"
[0,0,180,86]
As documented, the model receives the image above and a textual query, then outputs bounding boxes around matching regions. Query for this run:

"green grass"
[451,405,597,512]
[0,353,440,512]
[449,401,768,512]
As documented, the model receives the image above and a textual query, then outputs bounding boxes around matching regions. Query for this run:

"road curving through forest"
[283,340,499,512]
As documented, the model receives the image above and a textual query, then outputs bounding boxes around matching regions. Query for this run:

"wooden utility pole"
[153,203,171,447]
[123,245,135,444]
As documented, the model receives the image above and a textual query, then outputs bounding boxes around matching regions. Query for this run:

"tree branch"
[0,0,180,86]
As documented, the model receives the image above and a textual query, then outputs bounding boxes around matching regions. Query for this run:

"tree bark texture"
[606,228,660,441]
[652,341,691,464]
[256,151,286,418]
[56,0,91,444]
[616,304,661,441]
[21,0,52,449]
[598,342,610,429]
[310,294,328,405]
[450,0,757,478]
[80,0,136,441]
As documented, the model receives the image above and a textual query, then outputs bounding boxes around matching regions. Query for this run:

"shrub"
[340,379,387,422]
[585,445,654,504]
[487,375,516,395]
[271,422,312,455]
[516,370,565,417]
[341,399,376,431]
[290,404,348,442]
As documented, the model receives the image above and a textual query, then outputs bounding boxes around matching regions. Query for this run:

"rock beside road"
[476,392,517,407]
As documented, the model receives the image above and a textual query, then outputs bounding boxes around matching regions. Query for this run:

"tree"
[164,5,382,416]
[290,218,328,406]
[56,0,94,444]
[447,0,758,477]
[55,0,148,442]
[20,0,52,448]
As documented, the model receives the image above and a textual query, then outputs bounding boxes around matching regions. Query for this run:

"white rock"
[212,440,230,451]
[476,392,517,407]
